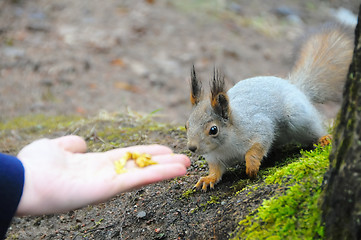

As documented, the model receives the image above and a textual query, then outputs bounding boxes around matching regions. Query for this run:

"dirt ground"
[0,0,357,239]
[1,0,357,125]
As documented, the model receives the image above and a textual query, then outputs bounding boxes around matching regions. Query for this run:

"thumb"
[52,135,87,153]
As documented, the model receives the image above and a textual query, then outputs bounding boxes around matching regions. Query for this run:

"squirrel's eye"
[209,125,218,136]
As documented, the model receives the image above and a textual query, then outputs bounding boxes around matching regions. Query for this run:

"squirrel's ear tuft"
[212,93,230,120]
[210,69,230,120]
[190,65,202,106]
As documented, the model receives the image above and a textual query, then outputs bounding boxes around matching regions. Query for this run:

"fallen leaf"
[114,82,141,93]
[76,106,86,114]
[89,83,97,89]
[110,58,125,67]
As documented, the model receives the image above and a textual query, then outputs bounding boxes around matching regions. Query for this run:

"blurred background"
[0,0,357,124]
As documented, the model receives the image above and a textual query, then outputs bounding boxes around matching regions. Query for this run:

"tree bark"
[322,4,361,240]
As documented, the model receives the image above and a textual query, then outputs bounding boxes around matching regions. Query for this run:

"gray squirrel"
[186,24,354,191]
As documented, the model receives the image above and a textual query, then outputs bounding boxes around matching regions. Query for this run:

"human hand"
[16,135,190,216]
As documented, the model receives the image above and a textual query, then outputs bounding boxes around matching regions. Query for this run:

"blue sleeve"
[0,153,24,240]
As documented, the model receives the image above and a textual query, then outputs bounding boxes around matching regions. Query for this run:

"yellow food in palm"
[114,152,157,174]
[114,157,128,174]
[135,154,157,168]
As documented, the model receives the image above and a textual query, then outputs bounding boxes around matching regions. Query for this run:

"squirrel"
[186,24,354,191]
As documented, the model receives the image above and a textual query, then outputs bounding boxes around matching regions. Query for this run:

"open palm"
[16,136,190,216]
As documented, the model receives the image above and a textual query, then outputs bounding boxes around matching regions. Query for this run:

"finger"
[152,154,191,167]
[72,163,188,209]
[105,144,173,161]
[52,135,87,153]
[116,163,188,191]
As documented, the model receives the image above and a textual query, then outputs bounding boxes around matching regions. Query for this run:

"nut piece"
[114,152,157,174]
[135,154,157,168]
[130,152,141,159]
[114,157,128,174]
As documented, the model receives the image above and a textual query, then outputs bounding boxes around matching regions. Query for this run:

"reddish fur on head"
[190,95,197,105]
[210,69,230,120]
[189,66,231,120]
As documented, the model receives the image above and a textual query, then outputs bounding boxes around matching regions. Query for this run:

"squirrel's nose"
[188,145,197,152]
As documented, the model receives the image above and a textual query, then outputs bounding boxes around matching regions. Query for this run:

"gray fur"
[187,76,326,169]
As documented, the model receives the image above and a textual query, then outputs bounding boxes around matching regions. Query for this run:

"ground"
[1,113,311,240]
[0,0,357,239]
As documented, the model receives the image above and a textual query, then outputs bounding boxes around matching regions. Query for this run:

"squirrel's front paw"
[194,176,218,191]
[246,165,259,178]
[245,143,264,178]
[245,154,261,178]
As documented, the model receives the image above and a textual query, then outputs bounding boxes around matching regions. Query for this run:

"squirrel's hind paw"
[318,135,332,146]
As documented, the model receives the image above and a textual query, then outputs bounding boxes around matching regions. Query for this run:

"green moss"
[5,234,19,240]
[0,114,83,153]
[83,114,178,152]
[171,0,225,15]
[198,195,221,211]
[0,111,183,154]
[265,145,330,185]
[207,195,220,204]
[232,146,303,195]
[232,144,331,240]
[0,114,81,133]
[194,157,207,168]
[231,179,254,193]
[181,188,196,199]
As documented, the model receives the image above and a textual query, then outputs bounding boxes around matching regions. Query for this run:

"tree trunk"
[321,4,361,240]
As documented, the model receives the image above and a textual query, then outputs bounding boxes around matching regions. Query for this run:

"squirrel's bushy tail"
[288,24,354,119]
